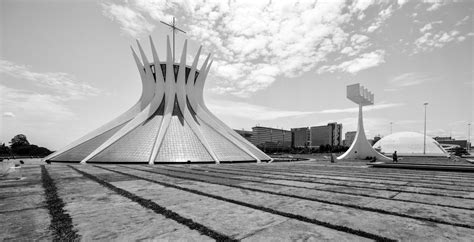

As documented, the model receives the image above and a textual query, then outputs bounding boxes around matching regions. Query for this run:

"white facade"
[44,36,271,164]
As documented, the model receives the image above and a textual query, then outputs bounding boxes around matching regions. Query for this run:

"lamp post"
[423,103,428,154]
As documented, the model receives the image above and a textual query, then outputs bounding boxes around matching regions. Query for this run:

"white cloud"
[366,5,394,33]
[2,112,15,118]
[317,103,405,114]
[207,99,315,120]
[457,36,466,42]
[0,85,75,121]
[318,50,385,74]
[101,3,155,38]
[0,59,100,100]
[388,72,434,87]
[420,23,432,33]
[455,16,469,27]
[413,30,462,54]
[367,24,379,33]
[351,0,376,12]
[426,2,443,11]
[397,0,409,8]
[351,34,369,44]
[338,34,372,57]
[100,0,400,97]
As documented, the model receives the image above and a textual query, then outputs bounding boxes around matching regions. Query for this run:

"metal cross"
[160,17,186,62]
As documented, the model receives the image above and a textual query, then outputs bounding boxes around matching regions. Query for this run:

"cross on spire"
[160,17,186,62]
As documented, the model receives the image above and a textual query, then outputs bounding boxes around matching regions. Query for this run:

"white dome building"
[373,132,448,157]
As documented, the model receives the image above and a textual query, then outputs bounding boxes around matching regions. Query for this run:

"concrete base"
[338,105,390,162]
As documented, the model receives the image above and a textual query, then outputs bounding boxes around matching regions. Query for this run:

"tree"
[10,134,30,149]
[7,134,53,157]
[0,143,11,156]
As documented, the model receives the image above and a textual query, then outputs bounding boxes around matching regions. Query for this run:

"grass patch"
[40,165,80,241]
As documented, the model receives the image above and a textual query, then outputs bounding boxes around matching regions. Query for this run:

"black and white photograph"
[1,0,473,240]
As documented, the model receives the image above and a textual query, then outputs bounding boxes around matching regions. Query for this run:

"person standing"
[392,151,398,163]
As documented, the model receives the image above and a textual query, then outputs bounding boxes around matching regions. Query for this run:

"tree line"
[0,134,53,157]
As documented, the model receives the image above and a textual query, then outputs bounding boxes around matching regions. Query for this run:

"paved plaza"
[1,159,474,241]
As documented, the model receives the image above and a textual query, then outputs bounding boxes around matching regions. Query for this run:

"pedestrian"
[392,151,398,163]
[371,156,377,163]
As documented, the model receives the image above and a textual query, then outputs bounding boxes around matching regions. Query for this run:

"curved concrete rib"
[338,104,390,161]
[44,43,155,162]
[193,61,270,162]
[175,41,220,163]
[146,35,166,164]
[80,39,164,163]
[149,37,176,163]
[190,60,266,162]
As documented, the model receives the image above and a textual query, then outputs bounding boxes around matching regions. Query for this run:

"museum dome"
[373,131,448,157]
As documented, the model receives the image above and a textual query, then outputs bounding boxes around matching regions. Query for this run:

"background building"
[434,136,470,149]
[291,127,310,148]
[343,131,356,147]
[252,126,291,149]
[330,122,343,146]
[234,129,253,143]
[310,122,343,147]
[372,135,382,145]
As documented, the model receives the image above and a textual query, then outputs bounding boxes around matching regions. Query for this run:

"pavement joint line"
[67,165,235,242]
[236,218,291,241]
[122,165,474,230]
[0,205,48,214]
[191,166,474,192]
[237,164,474,184]
[203,166,474,194]
[269,161,474,175]
[181,166,474,200]
[233,162,474,179]
[206,165,474,184]
[0,191,46,199]
[40,165,80,241]
[213,165,474,188]
[218,165,474,188]
[157,166,473,211]
[219,165,474,184]
[0,183,43,189]
[99,165,396,241]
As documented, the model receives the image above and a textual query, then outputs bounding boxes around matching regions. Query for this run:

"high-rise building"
[310,123,343,147]
[252,126,292,148]
[329,122,343,146]
[344,131,356,147]
[291,127,310,148]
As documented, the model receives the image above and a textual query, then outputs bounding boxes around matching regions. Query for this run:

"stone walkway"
[1,160,474,241]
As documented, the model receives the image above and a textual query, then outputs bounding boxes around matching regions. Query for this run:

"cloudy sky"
[1,0,472,150]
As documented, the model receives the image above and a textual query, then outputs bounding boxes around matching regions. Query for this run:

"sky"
[0,0,472,150]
